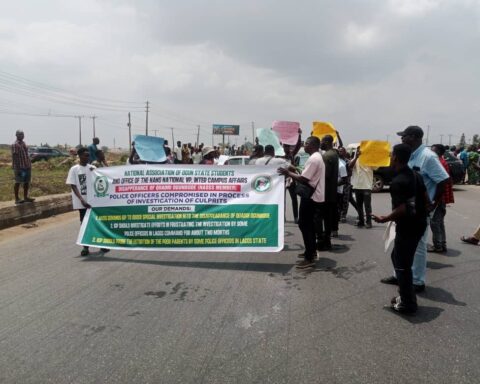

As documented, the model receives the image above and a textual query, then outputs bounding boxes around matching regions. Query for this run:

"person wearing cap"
[11,130,35,204]
[381,126,449,292]
[200,146,215,165]
[87,137,100,164]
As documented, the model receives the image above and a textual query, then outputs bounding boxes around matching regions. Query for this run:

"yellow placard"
[359,140,391,167]
[312,121,337,142]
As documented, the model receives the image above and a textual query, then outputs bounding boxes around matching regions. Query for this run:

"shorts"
[14,168,31,184]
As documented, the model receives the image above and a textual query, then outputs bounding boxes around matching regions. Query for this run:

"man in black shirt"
[318,135,339,250]
[373,144,427,314]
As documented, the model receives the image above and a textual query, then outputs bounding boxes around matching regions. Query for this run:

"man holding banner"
[278,136,325,269]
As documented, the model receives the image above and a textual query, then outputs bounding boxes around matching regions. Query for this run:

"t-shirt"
[351,161,373,190]
[66,164,96,210]
[301,151,325,203]
[192,152,202,164]
[337,158,348,194]
[322,149,339,202]
[254,156,288,166]
[174,146,183,162]
[87,144,97,163]
[390,166,427,235]
[408,145,449,201]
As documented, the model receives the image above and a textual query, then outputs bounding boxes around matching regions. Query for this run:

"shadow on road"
[83,255,294,274]
[443,248,462,257]
[336,234,354,241]
[383,306,444,324]
[427,261,454,270]
[418,286,467,306]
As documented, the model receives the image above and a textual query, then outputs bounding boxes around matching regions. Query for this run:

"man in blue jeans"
[381,126,449,292]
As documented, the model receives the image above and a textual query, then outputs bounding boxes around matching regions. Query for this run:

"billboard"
[212,124,240,135]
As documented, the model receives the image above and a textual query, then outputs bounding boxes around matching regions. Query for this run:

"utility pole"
[90,115,97,138]
[127,112,132,151]
[145,100,150,136]
[426,125,430,146]
[196,125,200,147]
[251,121,255,143]
[448,134,453,146]
[439,134,444,144]
[76,116,83,146]
[170,127,175,146]
[152,129,160,137]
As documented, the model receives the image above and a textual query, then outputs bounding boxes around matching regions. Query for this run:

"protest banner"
[359,140,391,167]
[78,164,284,252]
[133,135,166,163]
[256,128,285,156]
[272,121,300,145]
[312,121,338,142]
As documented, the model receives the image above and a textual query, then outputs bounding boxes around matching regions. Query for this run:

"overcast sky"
[0,0,479,149]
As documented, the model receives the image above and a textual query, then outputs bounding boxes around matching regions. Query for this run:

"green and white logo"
[94,176,109,197]
[252,175,272,193]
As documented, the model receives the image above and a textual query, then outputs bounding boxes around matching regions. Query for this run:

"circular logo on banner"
[252,175,272,193]
[94,176,109,197]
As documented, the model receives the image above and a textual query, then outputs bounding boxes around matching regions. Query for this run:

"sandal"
[80,248,90,256]
[461,236,479,245]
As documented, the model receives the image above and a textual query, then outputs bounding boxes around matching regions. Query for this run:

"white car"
[223,156,251,165]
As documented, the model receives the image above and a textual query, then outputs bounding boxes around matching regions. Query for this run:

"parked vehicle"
[223,156,251,165]
[30,147,69,162]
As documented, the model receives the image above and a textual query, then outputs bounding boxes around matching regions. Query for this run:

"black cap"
[396,126,424,138]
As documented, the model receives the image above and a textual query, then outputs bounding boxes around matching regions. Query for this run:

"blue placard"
[133,135,166,163]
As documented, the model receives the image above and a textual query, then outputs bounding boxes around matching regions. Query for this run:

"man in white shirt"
[278,136,325,269]
[66,147,109,257]
[349,147,374,228]
[255,145,288,166]
[174,141,183,163]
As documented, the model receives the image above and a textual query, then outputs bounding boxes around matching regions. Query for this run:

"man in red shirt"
[11,130,35,205]
[429,144,454,253]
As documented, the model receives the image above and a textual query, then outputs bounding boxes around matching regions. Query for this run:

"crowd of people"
[10,127,480,314]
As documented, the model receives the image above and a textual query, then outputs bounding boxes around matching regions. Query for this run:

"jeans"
[298,198,322,261]
[392,230,423,309]
[412,217,430,285]
[430,203,446,249]
[354,189,372,224]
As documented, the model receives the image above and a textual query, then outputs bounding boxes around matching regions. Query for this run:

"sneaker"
[15,199,25,205]
[380,276,398,285]
[317,243,332,251]
[340,217,347,223]
[355,221,365,227]
[100,248,110,254]
[427,244,444,253]
[365,222,372,229]
[331,231,338,238]
[80,247,90,256]
[24,197,35,203]
[296,260,315,269]
[390,296,417,314]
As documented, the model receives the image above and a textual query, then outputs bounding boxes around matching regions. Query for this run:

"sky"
[0,0,479,149]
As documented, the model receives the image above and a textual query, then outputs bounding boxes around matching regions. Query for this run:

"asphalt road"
[0,186,479,384]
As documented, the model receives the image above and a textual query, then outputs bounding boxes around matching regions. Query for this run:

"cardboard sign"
[312,121,337,142]
[256,128,285,156]
[272,121,300,145]
[133,135,166,163]
[359,140,391,167]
